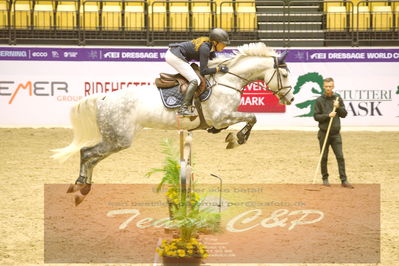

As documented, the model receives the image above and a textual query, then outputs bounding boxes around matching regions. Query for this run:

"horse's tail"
[51,94,103,163]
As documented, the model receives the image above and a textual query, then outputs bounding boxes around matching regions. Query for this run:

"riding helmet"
[209,28,230,45]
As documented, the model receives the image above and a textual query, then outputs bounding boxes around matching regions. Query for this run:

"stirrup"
[177,106,197,118]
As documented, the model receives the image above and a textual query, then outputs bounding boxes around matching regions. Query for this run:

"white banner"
[1,47,398,127]
[256,62,399,127]
[0,61,172,126]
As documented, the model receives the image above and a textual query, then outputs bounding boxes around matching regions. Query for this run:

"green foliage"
[147,138,221,243]
[171,197,222,241]
[145,139,180,192]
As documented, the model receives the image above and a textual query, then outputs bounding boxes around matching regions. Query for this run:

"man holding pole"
[313,77,353,188]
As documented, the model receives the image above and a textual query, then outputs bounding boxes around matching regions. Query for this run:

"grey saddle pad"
[158,85,212,109]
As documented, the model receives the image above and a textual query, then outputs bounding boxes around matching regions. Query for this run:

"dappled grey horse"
[52,42,294,205]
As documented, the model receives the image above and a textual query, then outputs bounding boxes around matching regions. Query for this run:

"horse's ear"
[278,50,289,64]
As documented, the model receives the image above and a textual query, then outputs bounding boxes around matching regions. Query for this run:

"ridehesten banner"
[0,46,398,127]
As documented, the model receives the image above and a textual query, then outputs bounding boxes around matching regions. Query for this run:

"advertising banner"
[1,46,398,127]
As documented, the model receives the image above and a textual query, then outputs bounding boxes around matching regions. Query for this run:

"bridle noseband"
[263,57,293,100]
[215,56,292,100]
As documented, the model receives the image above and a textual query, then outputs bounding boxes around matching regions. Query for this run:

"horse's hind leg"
[67,142,115,194]
[67,134,134,205]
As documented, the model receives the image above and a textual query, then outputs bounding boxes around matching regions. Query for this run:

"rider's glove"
[209,51,216,60]
[219,66,229,73]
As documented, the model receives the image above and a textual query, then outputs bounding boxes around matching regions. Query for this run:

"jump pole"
[177,116,193,215]
[312,97,339,185]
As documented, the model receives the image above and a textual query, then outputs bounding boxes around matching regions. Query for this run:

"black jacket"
[314,94,347,135]
[169,41,217,75]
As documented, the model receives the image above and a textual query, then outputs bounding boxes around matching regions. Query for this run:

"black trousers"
[317,130,347,182]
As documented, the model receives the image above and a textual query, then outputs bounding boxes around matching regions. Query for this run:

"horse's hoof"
[66,184,80,193]
[225,132,235,143]
[208,126,228,134]
[74,193,86,206]
[226,141,239,149]
[188,115,198,121]
[80,184,92,196]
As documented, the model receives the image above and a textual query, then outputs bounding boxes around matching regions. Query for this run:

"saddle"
[155,63,207,96]
[155,63,212,131]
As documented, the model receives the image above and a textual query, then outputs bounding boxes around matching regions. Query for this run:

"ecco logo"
[32,52,48,57]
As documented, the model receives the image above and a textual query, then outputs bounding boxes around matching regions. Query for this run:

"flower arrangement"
[146,140,202,220]
[147,139,221,264]
[166,187,201,209]
[156,238,208,259]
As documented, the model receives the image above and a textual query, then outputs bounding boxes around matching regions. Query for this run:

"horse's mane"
[209,42,278,67]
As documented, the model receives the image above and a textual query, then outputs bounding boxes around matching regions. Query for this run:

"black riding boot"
[177,80,198,117]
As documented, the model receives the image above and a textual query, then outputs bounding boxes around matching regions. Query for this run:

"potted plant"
[148,139,222,265]
[156,237,208,265]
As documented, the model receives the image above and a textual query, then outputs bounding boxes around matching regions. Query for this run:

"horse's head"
[264,51,295,105]
[211,43,295,105]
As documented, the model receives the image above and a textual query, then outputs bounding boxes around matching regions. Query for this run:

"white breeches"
[165,49,201,85]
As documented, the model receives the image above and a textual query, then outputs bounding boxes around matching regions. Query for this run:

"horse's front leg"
[213,112,256,149]
[236,116,257,145]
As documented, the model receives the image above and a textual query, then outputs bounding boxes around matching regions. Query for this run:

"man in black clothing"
[313,77,354,188]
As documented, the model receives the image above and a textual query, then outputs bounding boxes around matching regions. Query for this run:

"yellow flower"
[173,198,179,204]
[199,248,204,254]
[203,253,209,258]
[156,248,163,256]
[177,249,186,257]
[186,244,193,249]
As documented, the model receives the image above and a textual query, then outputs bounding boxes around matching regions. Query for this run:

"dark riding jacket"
[169,41,217,76]
[314,93,347,135]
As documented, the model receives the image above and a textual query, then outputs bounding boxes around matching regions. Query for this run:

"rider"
[165,28,230,117]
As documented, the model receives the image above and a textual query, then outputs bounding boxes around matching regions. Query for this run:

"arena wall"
[0,46,398,128]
